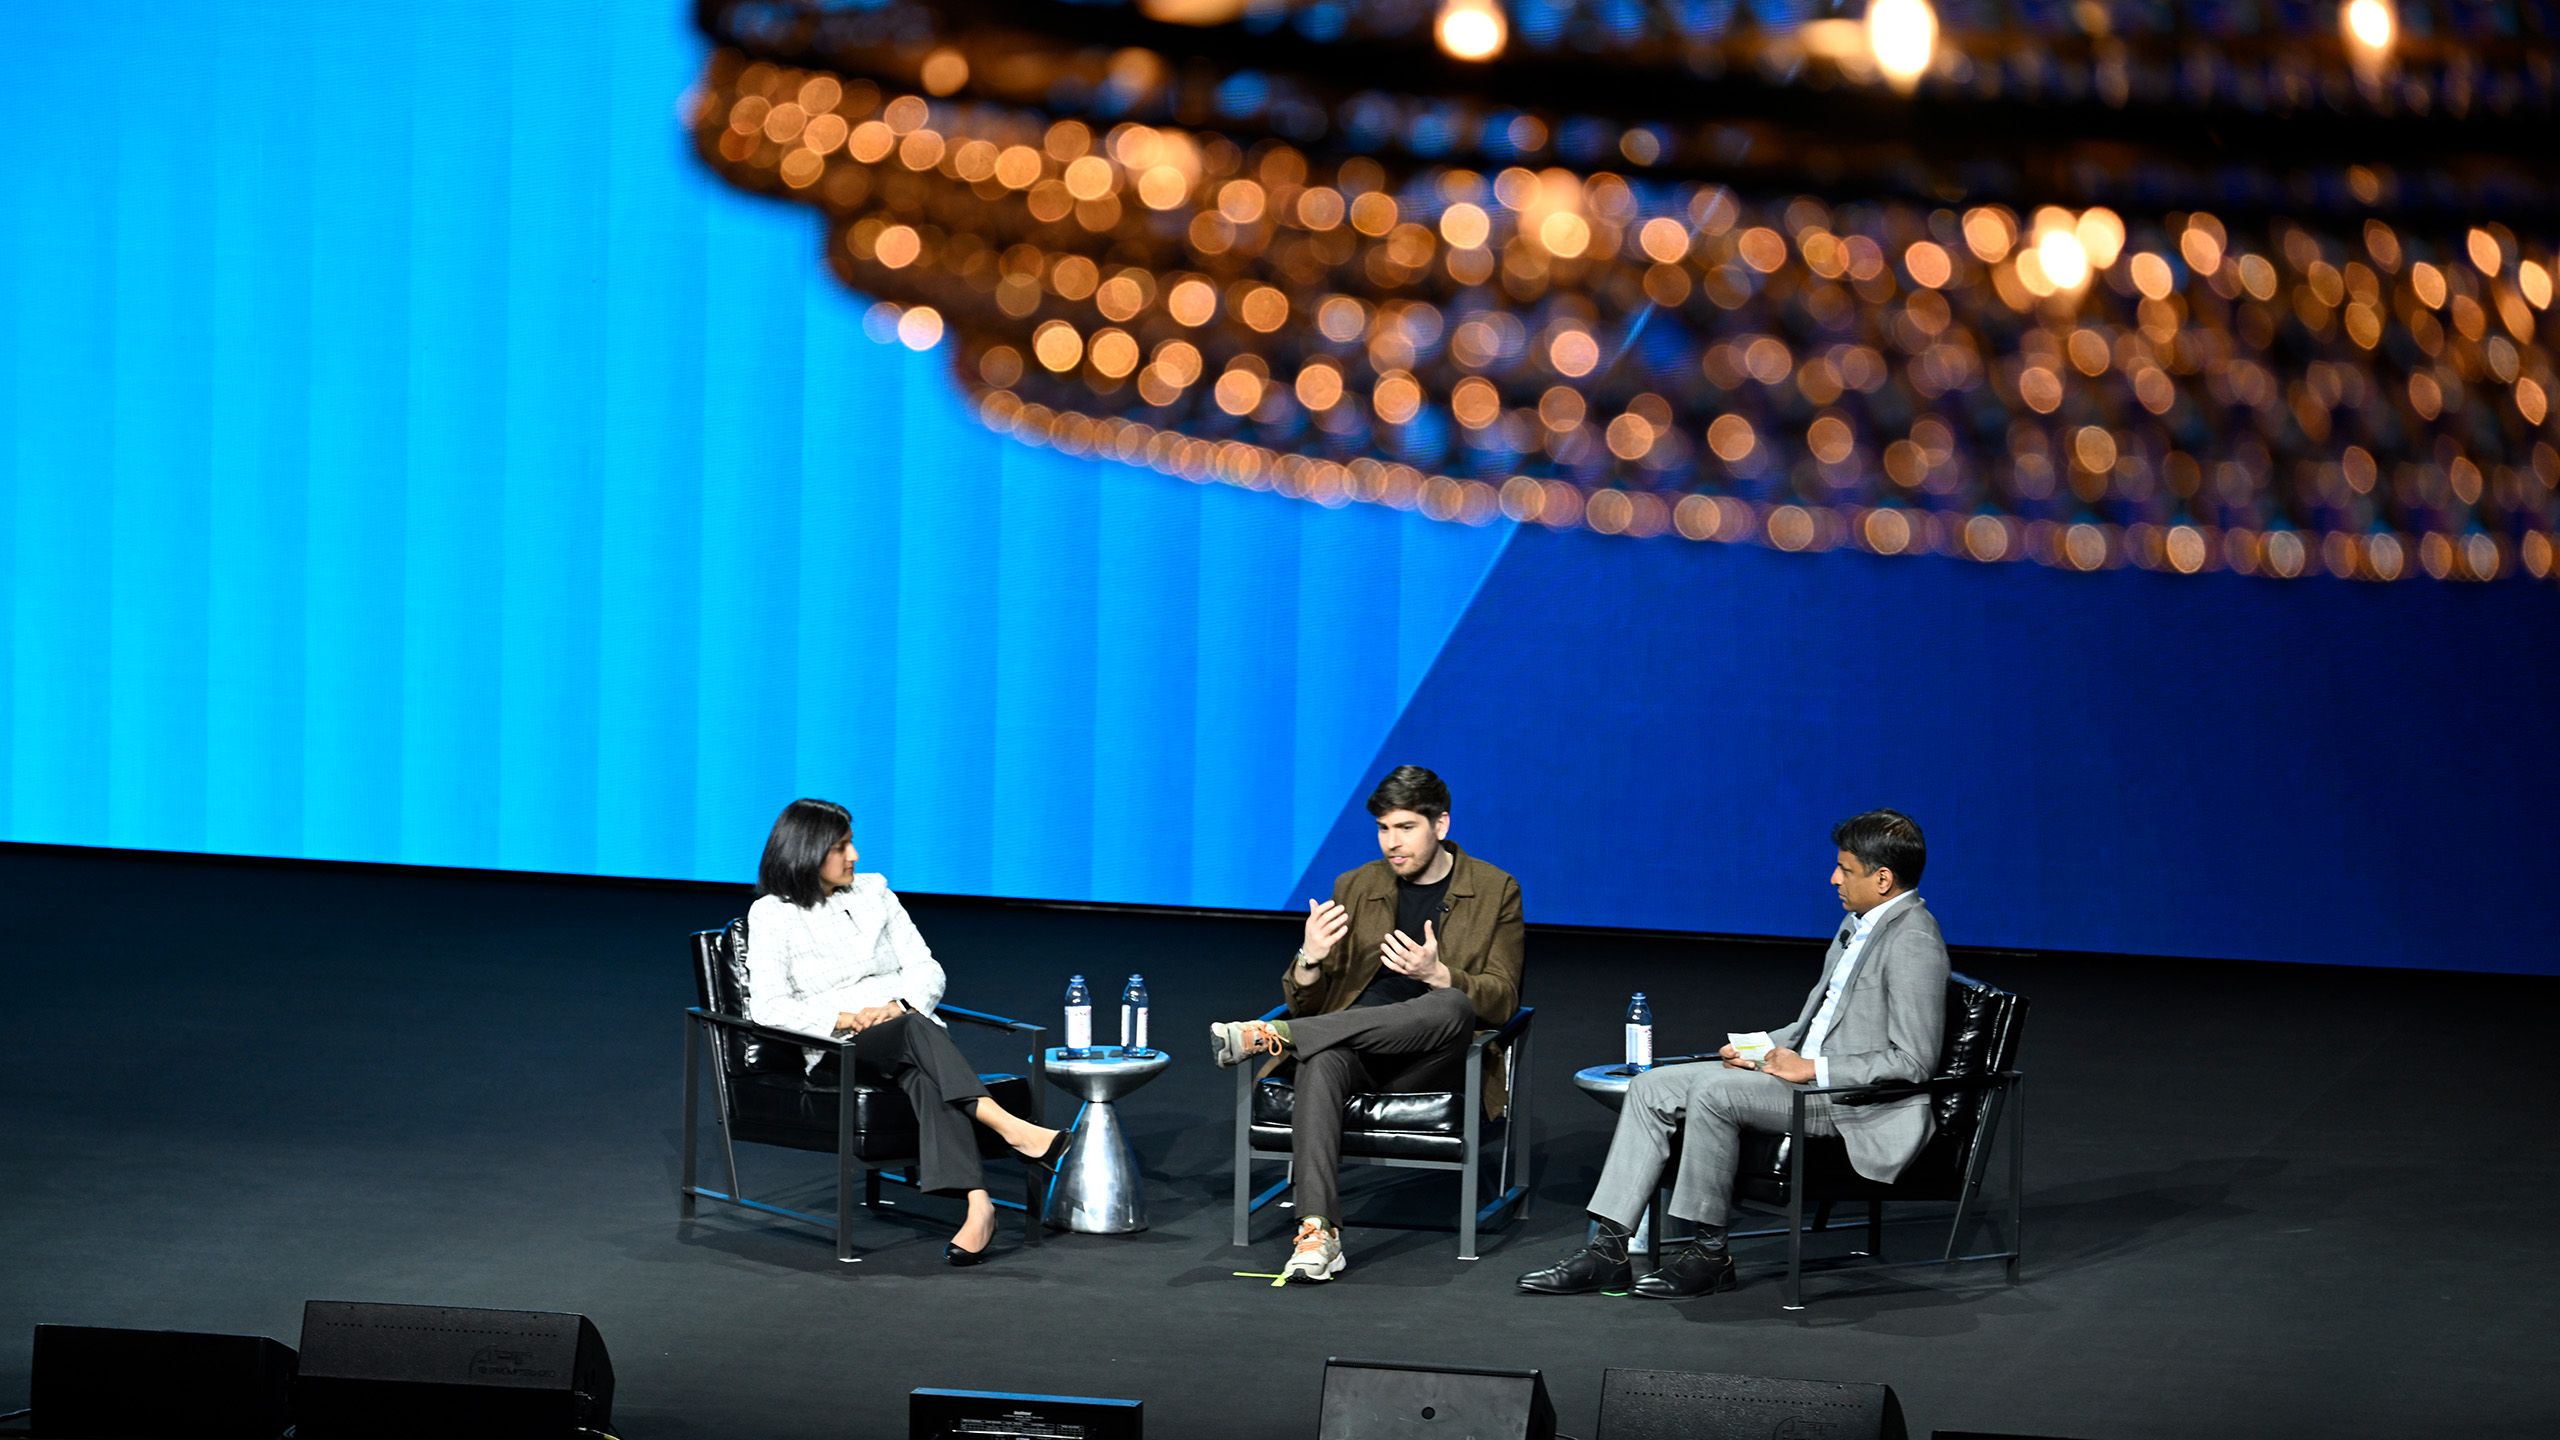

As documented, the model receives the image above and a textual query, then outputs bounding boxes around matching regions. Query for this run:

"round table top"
[1573,1062,1648,1109]
[1043,1046,1173,1102]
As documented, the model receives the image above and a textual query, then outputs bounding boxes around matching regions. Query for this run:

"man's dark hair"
[757,797,854,907]
[1365,765,1452,821]
[1832,809,1926,889]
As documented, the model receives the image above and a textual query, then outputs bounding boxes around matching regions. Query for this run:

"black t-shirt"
[1352,870,1454,1008]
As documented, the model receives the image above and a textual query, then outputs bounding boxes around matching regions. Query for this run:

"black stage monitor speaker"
[294,1300,613,1440]
[30,1324,296,1440]
[909,1387,1143,1439]
[1598,1367,1907,1440]
[1318,1358,1556,1440]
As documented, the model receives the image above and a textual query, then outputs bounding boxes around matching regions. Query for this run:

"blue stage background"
[4,2,2554,971]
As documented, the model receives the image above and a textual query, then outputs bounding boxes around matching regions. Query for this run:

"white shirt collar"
[1850,889,1918,938]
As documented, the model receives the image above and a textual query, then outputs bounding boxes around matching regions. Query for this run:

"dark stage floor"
[2,846,2553,1439]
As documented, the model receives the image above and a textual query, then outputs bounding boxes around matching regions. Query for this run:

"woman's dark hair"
[1831,809,1926,889]
[757,798,853,907]
[1366,765,1452,821]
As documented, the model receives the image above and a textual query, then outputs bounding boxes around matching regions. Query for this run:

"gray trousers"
[1283,987,1477,1229]
[1586,1062,1840,1230]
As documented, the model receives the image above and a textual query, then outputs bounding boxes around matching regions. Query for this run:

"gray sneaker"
[1209,1019,1289,1069]
[1283,1218,1345,1282]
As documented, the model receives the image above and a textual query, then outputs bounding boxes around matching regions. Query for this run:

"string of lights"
[691,1,2559,579]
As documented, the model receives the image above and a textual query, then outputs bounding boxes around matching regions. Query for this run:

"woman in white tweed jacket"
[743,798,1068,1266]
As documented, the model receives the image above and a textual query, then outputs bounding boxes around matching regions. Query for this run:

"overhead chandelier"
[688,0,2560,582]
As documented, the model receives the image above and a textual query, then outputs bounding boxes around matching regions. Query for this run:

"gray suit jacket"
[1771,894,1950,1185]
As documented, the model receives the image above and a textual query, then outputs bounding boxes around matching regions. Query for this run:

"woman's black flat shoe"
[945,1239,991,1267]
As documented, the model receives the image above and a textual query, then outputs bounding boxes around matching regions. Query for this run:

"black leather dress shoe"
[945,1239,991,1267]
[1516,1244,1634,1294]
[1632,1244,1737,1298]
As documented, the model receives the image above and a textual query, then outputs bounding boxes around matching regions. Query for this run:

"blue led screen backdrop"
[3,1,2555,971]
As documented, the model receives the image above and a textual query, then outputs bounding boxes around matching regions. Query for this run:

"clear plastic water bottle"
[1121,974,1149,1054]
[1064,975,1092,1054]
[1625,992,1654,1069]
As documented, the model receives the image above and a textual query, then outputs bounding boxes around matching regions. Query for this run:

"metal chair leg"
[1943,1082,2006,1262]
[1232,1064,1255,1247]
[1459,1046,1484,1260]
[704,1027,748,1209]
[681,1018,700,1220]
[1512,1028,1535,1220]
[836,1138,858,1265]
[1783,1093,1807,1310]
[2006,1079,2026,1285]
[1023,1146,1045,1247]
[1864,1201,1884,1258]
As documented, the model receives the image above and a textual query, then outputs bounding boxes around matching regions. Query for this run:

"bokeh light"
[2343,0,2395,66]
[1865,0,1938,91]
[700,39,2560,582]
[1434,0,1508,61]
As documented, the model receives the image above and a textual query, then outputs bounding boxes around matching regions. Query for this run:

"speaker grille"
[1598,1367,1905,1440]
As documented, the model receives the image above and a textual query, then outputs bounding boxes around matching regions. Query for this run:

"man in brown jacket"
[1210,766,1526,1282]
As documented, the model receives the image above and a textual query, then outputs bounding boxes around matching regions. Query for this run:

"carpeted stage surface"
[2,846,2552,1439]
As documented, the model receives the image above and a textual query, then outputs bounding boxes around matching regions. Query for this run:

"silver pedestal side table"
[1042,1047,1173,1234]
[1572,1062,1692,1255]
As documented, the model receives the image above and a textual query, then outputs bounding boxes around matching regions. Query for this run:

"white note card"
[1727,1031,1775,1064]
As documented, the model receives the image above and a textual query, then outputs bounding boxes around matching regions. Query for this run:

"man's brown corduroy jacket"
[1277,842,1525,1115]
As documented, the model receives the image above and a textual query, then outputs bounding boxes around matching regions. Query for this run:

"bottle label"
[1066,1004,1092,1051]
[1626,1023,1653,1067]
[1133,1007,1148,1051]
[1120,1003,1134,1049]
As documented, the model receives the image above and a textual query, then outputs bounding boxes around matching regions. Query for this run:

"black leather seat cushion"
[1732,1127,1969,1206]
[727,1069,1036,1159]
[1248,1079,1502,1164]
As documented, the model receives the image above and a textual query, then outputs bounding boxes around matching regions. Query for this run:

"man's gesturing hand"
[1380,922,1452,988]
[1300,899,1350,964]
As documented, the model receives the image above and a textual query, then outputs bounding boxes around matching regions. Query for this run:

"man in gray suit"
[1518,809,1948,1299]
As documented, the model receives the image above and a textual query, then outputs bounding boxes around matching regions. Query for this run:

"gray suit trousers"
[1586,1062,1839,1230]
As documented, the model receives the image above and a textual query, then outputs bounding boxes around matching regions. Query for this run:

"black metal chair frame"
[681,1000,1050,1265]
[1232,1002,1535,1260]
[1730,1067,2026,1310]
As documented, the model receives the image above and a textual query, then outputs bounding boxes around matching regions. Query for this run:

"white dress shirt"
[744,875,947,1070]
[1801,890,1918,1088]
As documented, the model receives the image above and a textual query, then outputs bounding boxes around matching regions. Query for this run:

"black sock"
[1690,1222,1729,1255]
[1588,1213,1632,1261]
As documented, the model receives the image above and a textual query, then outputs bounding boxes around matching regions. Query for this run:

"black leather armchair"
[1717,971,2028,1309]
[1232,1004,1535,1259]
[680,919,1049,1265]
